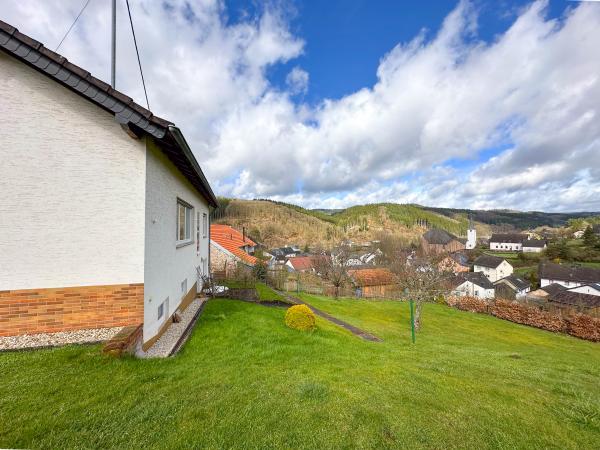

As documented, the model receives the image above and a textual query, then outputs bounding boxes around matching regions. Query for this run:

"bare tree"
[391,250,452,331]
[315,247,351,298]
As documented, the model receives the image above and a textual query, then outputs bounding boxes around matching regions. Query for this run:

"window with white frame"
[202,213,208,238]
[177,199,193,243]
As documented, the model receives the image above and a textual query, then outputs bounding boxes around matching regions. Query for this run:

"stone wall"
[0,284,144,337]
[210,244,238,277]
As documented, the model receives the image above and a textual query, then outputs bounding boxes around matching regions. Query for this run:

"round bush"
[285,304,316,331]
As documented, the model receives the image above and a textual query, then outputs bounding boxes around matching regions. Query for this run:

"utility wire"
[55,0,93,51]
[125,0,150,110]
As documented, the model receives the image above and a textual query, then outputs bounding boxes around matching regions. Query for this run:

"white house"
[489,233,528,251]
[522,239,547,253]
[452,272,495,299]
[538,262,600,289]
[473,255,513,282]
[0,21,218,348]
[566,283,600,297]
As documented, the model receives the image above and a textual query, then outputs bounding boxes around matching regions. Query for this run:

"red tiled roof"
[211,224,257,266]
[287,256,316,271]
[349,268,395,287]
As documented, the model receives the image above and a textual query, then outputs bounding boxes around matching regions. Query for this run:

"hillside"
[212,199,482,248]
[212,198,599,249]
[421,206,599,229]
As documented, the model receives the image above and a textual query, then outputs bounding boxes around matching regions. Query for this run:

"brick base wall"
[0,284,144,337]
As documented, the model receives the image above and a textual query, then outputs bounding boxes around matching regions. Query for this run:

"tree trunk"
[414,300,423,331]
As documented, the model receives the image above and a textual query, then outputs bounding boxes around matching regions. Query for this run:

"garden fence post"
[409,299,416,344]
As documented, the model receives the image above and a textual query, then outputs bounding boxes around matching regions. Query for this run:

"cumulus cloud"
[285,66,309,94]
[2,0,599,211]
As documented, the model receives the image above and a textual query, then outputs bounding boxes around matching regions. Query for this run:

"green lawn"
[1,298,599,449]
[255,281,288,303]
[482,251,519,259]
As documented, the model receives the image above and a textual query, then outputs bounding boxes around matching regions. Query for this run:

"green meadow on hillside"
[1,298,599,449]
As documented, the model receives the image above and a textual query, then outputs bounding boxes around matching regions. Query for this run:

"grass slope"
[1,299,599,449]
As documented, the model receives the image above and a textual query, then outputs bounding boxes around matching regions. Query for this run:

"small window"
[177,199,193,243]
[158,297,169,321]
[181,278,188,294]
[202,213,208,238]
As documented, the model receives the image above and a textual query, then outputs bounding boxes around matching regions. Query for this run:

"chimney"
[243,226,246,242]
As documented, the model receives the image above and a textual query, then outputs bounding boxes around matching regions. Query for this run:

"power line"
[55,0,93,51]
[125,0,150,110]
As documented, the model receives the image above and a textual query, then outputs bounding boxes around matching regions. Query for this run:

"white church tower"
[466,215,476,250]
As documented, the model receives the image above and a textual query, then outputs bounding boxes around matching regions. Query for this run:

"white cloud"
[285,66,309,94]
[2,0,599,211]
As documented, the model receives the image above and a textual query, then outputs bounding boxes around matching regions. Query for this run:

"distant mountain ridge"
[418,206,599,229]
[212,198,598,248]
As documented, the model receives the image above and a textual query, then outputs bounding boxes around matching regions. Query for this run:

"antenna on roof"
[111,0,116,88]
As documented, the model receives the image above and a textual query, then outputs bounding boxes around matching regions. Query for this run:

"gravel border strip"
[0,327,124,352]
[138,298,205,358]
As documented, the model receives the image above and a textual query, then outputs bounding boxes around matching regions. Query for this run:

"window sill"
[176,240,194,249]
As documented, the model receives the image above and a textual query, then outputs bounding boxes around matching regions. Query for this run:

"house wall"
[568,286,600,297]
[0,51,146,291]
[540,278,583,289]
[360,284,396,298]
[0,52,146,336]
[143,140,210,343]
[474,260,513,282]
[0,284,143,337]
[210,243,239,277]
[453,282,495,299]
[490,242,522,251]
[523,246,544,253]
[422,239,465,254]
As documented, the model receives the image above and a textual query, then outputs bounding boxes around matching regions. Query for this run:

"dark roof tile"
[539,262,600,284]
[458,272,495,289]
[494,274,530,291]
[423,228,458,245]
[490,233,528,243]
[474,255,506,269]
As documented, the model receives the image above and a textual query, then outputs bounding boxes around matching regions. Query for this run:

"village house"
[438,252,470,274]
[0,21,218,348]
[473,255,514,282]
[489,233,528,251]
[345,248,383,266]
[451,272,495,299]
[493,274,530,299]
[529,283,600,317]
[421,229,466,254]
[522,239,547,253]
[285,256,317,272]
[348,268,396,298]
[489,233,546,252]
[567,283,600,297]
[210,224,257,277]
[538,262,600,289]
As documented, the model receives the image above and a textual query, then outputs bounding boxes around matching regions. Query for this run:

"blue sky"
[2,0,600,211]
[233,0,570,101]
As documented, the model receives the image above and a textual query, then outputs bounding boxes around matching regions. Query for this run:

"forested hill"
[419,206,599,230]
[212,198,599,249]
[212,199,481,248]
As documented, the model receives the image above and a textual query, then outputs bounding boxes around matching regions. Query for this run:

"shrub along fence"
[447,296,600,342]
